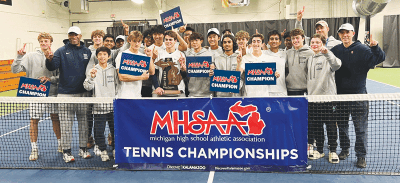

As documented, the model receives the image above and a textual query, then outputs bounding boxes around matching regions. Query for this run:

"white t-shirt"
[154,49,185,94]
[149,42,180,54]
[115,50,144,98]
[240,53,278,97]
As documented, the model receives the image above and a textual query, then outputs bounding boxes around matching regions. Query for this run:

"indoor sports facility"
[1,0,400,182]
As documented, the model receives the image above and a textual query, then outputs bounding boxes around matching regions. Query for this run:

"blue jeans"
[337,101,369,158]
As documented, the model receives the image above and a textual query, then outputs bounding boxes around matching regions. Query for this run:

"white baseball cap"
[337,23,355,33]
[207,28,220,37]
[315,20,329,28]
[116,35,125,42]
[68,26,81,34]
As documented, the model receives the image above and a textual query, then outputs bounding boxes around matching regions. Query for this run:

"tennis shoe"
[63,152,75,163]
[309,151,325,160]
[29,149,39,161]
[101,150,110,162]
[329,152,340,164]
[79,148,92,159]
[94,145,101,156]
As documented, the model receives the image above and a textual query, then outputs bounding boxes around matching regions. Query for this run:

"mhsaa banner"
[114,97,308,172]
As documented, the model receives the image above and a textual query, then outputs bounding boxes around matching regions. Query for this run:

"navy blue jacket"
[46,39,91,94]
[331,40,385,94]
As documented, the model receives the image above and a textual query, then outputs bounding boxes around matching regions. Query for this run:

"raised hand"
[38,76,51,84]
[44,47,53,61]
[320,46,328,54]
[297,6,305,21]
[237,51,243,65]
[179,24,187,33]
[121,19,129,35]
[90,65,97,78]
[17,43,27,56]
[275,71,280,78]
[369,34,378,47]
[280,29,286,37]
[178,52,186,71]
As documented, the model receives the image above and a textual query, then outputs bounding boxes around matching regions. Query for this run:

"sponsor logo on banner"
[245,63,276,85]
[114,98,308,172]
[160,6,184,30]
[118,53,150,76]
[186,56,211,77]
[17,77,50,97]
[209,70,240,93]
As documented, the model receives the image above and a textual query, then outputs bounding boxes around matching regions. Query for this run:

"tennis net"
[0,94,399,174]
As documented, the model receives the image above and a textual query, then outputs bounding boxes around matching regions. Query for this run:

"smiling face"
[207,33,219,47]
[237,37,248,49]
[310,37,323,53]
[164,35,176,49]
[103,37,114,49]
[96,51,110,65]
[144,36,153,47]
[129,38,141,51]
[152,33,164,45]
[39,38,52,50]
[68,33,82,46]
[268,34,281,49]
[291,35,304,50]
[190,39,203,50]
[251,37,263,51]
[284,37,292,49]
[338,30,355,46]
[316,24,329,39]
[92,35,103,45]
[222,37,233,53]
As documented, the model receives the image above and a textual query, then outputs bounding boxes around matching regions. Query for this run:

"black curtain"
[108,17,360,48]
[382,15,400,68]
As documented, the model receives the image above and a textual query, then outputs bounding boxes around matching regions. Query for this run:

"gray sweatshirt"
[307,51,341,95]
[295,20,342,50]
[185,48,214,97]
[285,45,314,91]
[12,49,59,96]
[83,64,118,114]
[213,52,242,97]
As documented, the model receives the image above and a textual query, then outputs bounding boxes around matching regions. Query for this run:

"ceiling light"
[131,0,144,4]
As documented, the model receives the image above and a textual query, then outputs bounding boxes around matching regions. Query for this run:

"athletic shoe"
[108,133,113,146]
[63,152,75,163]
[329,152,340,164]
[94,145,101,156]
[87,136,94,149]
[101,150,110,162]
[307,144,314,159]
[308,151,325,160]
[57,144,62,153]
[338,149,350,160]
[356,157,367,168]
[29,149,39,161]
[79,148,92,159]
[113,149,115,160]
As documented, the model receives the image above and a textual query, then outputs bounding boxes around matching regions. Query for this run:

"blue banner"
[160,6,184,30]
[17,77,50,97]
[245,63,276,85]
[210,70,240,93]
[118,52,150,76]
[186,56,211,77]
[114,97,308,172]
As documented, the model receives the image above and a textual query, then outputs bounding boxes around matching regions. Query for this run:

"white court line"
[0,117,49,138]
[207,171,215,183]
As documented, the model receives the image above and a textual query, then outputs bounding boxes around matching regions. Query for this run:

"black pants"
[308,102,338,153]
[141,86,153,97]
[288,90,307,96]
[87,104,94,138]
[94,112,114,151]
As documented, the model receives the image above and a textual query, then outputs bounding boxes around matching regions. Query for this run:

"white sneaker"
[29,149,39,161]
[307,144,314,158]
[101,150,110,162]
[113,149,115,160]
[57,144,62,153]
[329,152,340,164]
[63,152,75,163]
[79,148,92,159]
[309,151,325,160]
[94,145,101,156]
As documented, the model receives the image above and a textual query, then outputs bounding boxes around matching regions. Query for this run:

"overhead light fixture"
[131,0,144,4]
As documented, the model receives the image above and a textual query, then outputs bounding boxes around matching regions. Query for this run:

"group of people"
[11,7,385,168]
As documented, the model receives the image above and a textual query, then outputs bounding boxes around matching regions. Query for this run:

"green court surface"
[0,90,17,97]
[367,67,400,88]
